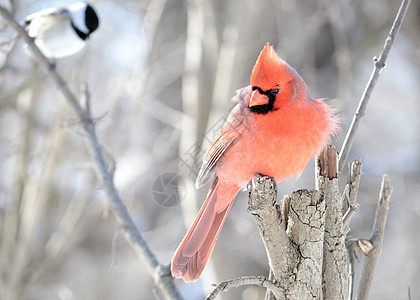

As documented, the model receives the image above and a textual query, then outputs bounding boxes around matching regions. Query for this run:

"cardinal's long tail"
[171,177,238,282]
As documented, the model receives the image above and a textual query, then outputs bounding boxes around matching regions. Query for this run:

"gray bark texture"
[318,147,348,300]
[248,146,348,300]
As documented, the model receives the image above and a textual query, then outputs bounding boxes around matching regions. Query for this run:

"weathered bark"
[248,177,298,292]
[286,189,326,298]
[317,146,348,300]
[245,144,394,300]
[247,146,349,300]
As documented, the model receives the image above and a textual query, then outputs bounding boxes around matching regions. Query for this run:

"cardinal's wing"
[195,87,250,188]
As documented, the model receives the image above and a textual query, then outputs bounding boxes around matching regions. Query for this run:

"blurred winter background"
[0,0,419,299]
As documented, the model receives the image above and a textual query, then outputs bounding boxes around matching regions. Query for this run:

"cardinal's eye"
[271,88,279,95]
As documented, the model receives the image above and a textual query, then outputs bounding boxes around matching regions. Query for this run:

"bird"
[171,43,340,282]
[22,2,99,59]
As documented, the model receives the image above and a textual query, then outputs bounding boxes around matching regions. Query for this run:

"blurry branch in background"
[0,6,183,300]
[126,0,167,99]
[206,0,238,123]
[206,275,284,300]
[178,0,203,256]
[181,0,203,137]
[180,0,203,165]
[338,0,411,171]
[2,80,42,300]
[321,0,352,103]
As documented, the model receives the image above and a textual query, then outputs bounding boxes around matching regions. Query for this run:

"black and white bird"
[23,2,99,59]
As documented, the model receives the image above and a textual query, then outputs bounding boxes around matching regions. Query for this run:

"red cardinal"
[171,43,339,282]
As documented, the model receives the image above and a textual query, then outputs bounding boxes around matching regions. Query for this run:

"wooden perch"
[248,176,325,299]
[247,176,298,288]
[317,146,348,300]
[246,145,346,299]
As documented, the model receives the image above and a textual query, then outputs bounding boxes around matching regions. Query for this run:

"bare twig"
[357,174,392,300]
[346,239,358,300]
[342,204,357,232]
[0,7,182,300]
[321,0,352,103]
[342,158,362,232]
[347,158,362,207]
[338,0,411,171]
[342,159,362,299]
[341,184,350,212]
[206,276,284,300]
[264,269,276,300]
[341,158,361,212]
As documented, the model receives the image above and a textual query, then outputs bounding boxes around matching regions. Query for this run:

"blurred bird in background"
[171,43,339,282]
[23,2,99,59]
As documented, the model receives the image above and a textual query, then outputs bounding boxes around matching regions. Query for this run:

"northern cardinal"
[171,43,339,282]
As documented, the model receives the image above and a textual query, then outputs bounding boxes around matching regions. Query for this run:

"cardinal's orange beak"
[249,90,269,107]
